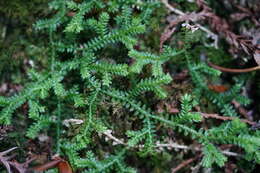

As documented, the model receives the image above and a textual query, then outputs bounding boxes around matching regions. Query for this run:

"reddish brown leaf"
[32,157,73,173]
[58,160,73,173]
[208,84,229,93]
[33,159,61,171]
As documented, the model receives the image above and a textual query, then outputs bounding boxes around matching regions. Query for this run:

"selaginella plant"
[0,0,259,172]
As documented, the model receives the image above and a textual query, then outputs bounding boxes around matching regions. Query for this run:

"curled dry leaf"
[33,156,73,173]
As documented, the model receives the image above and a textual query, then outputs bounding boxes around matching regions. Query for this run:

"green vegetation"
[0,0,259,172]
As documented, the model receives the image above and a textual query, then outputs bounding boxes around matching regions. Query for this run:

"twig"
[200,112,256,125]
[0,147,18,173]
[208,61,260,73]
[0,147,18,156]
[231,100,252,121]
[171,155,202,173]
[221,150,241,157]
[9,156,37,173]
[102,130,125,145]
[161,0,184,16]
[156,143,195,150]
[101,130,242,157]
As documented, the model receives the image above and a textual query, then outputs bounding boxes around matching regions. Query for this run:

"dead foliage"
[160,0,260,64]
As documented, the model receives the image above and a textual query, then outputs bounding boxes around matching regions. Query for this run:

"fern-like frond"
[34,0,66,31]
[129,47,183,76]
[201,143,227,167]
[26,116,52,139]
[81,20,145,52]
[65,1,98,33]
[128,74,172,98]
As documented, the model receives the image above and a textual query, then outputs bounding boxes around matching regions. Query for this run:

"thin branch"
[160,0,218,48]
[0,147,18,156]
[101,130,242,157]
[221,150,241,157]
[0,147,18,173]
[156,143,193,150]
[161,0,184,15]
[208,61,260,73]
[102,130,125,145]
[231,100,252,121]
[200,112,256,125]
[171,155,202,173]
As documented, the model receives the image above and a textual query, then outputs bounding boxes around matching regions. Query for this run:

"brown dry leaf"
[0,147,18,173]
[165,103,179,114]
[195,0,257,57]
[160,12,205,52]
[224,162,237,173]
[0,125,13,140]
[254,51,260,65]
[9,161,29,173]
[33,156,73,173]
[230,13,249,21]
[0,147,37,173]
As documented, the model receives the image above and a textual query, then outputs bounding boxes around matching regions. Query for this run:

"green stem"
[49,29,55,72]
[56,100,61,154]
[49,28,61,154]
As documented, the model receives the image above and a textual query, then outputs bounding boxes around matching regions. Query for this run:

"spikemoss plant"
[0,0,259,172]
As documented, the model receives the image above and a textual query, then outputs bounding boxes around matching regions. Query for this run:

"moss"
[0,0,50,25]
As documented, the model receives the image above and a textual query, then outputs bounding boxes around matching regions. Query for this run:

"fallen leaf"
[33,156,73,173]
[253,51,260,65]
[208,85,229,93]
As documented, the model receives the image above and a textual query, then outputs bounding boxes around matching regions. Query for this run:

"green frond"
[53,82,66,97]
[26,116,52,139]
[34,0,66,31]
[201,143,227,167]
[54,41,78,53]
[129,48,183,76]
[97,12,110,36]
[128,74,172,98]
[81,22,145,52]
[91,61,129,76]
[67,88,86,107]
[187,56,249,117]
[126,129,148,147]
[104,89,205,142]
[0,96,8,106]
[65,1,97,33]
[115,6,132,26]
[28,100,45,120]
[1,0,259,171]
[77,150,128,173]
[141,116,156,155]
[160,94,202,124]
[0,96,26,124]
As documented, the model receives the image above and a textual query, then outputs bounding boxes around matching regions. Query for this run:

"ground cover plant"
[0,0,260,172]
